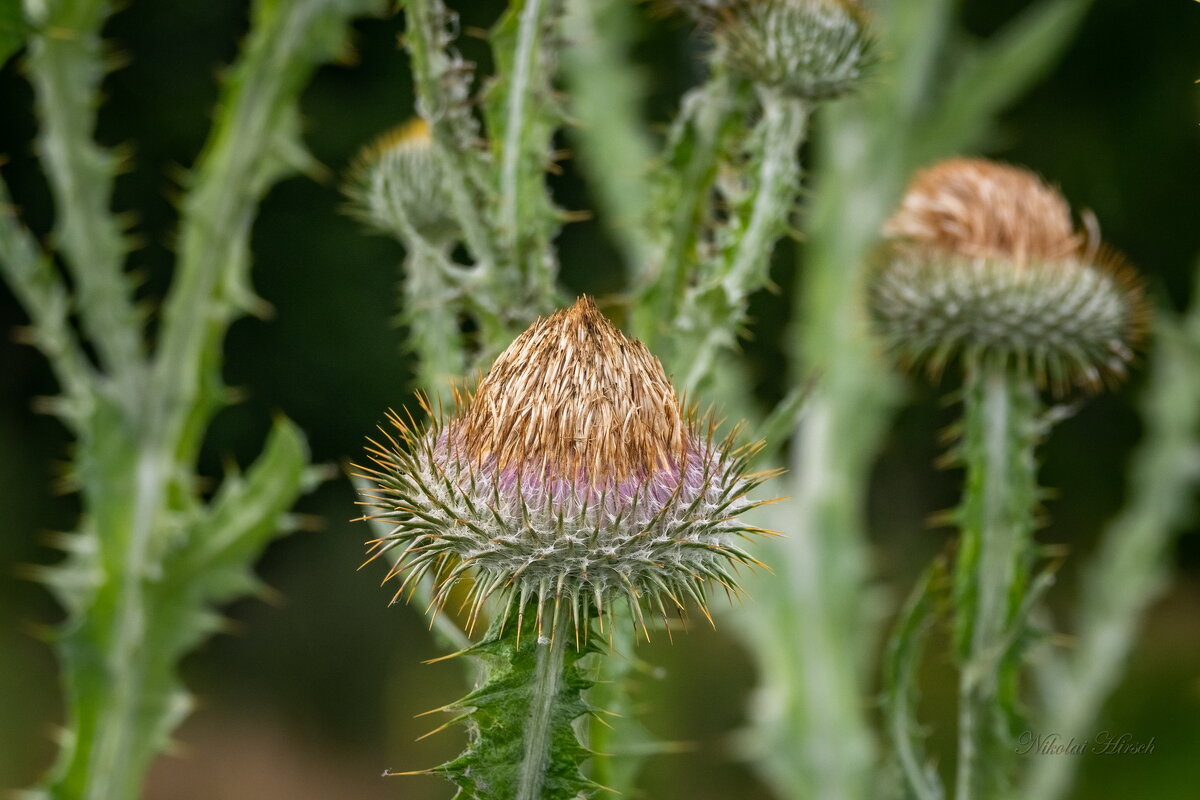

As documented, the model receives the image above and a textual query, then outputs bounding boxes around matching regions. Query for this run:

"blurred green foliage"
[1,1,1198,798]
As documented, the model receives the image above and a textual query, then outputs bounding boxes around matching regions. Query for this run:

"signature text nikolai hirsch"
[1016,731,1156,756]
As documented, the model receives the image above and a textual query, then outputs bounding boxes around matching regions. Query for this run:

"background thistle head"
[343,117,457,242]
[357,297,772,642]
[695,0,876,100]
[869,158,1147,392]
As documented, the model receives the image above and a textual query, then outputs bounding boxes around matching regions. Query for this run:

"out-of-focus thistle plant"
[344,118,465,400]
[1020,262,1200,800]
[355,296,772,799]
[719,2,1096,798]
[5,0,1196,795]
[345,118,458,243]
[871,159,1146,800]
[0,1,383,797]
[714,0,876,101]
[630,0,876,401]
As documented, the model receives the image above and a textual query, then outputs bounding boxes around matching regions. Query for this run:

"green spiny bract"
[714,0,875,100]
[869,158,1146,393]
[343,117,458,242]
[872,251,1140,391]
[357,296,771,641]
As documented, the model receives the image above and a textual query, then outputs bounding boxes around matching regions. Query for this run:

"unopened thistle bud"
[343,118,457,242]
[357,297,770,639]
[715,0,875,100]
[870,158,1146,392]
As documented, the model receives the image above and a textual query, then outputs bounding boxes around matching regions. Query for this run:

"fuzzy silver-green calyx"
[344,117,457,242]
[358,296,771,640]
[716,0,875,100]
[870,158,1146,393]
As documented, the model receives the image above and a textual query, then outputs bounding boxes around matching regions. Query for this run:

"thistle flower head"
[343,117,457,242]
[870,158,1146,392]
[357,297,770,640]
[714,0,875,100]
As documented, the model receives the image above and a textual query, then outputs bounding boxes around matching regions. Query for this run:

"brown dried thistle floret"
[883,158,1082,263]
[871,157,1147,392]
[459,296,686,483]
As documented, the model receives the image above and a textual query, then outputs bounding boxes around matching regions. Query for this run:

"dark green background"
[1,1,1198,797]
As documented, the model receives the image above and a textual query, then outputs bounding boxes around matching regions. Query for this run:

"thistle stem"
[26,0,145,397]
[499,0,549,249]
[404,0,502,272]
[882,561,947,800]
[677,89,809,395]
[0,179,95,411]
[437,605,592,800]
[517,606,573,800]
[19,3,373,797]
[722,91,808,302]
[561,0,656,273]
[635,64,741,343]
[401,243,466,405]
[954,360,1039,800]
[767,396,877,800]
[1022,308,1200,800]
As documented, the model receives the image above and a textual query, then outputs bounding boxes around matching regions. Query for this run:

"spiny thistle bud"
[343,118,457,242]
[714,0,875,100]
[357,297,771,640]
[870,158,1147,392]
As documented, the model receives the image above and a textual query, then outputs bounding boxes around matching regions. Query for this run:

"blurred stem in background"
[739,2,1092,798]
[1021,264,1200,800]
[952,362,1041,800]
[561,0,656,274]
[0,1,384,798]
[876,255,1200,800]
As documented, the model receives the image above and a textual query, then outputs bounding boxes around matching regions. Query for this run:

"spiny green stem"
[0,179,95,411]
[435,605,593,800]
[760,397,879,800]
[634,62,746,347]
[26,3,377,797]
[721,91,808,301]
[677,90,809,395]
[518,607,574,800]
[26,0,144,396]
[20,3,168,795]
[561,0,655,273]
[401,245,466,405]
[499,0,553,251]
[86,443,166,800]
[485,0,564,312]
[954,361,1039,800]
[882,561,947,800]
[404,0,502,273]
